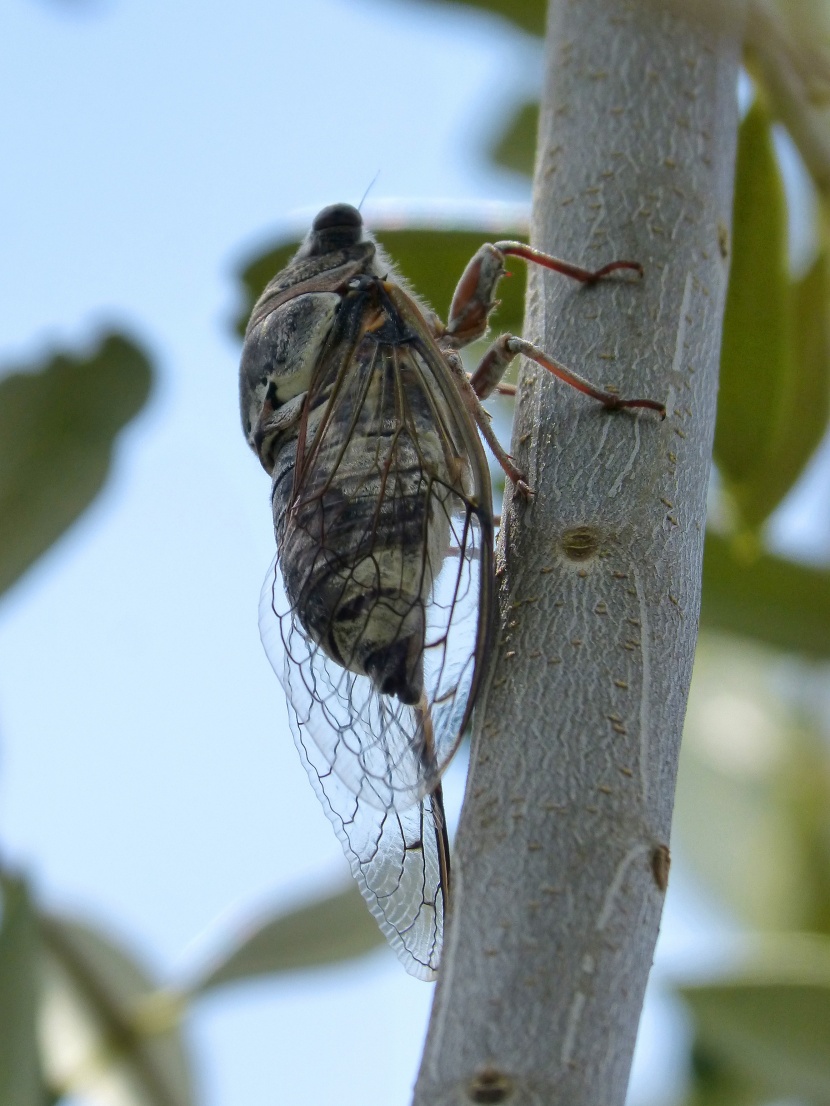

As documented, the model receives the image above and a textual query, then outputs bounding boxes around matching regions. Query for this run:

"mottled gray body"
[240,224,471,706]
[275,326,454,705]
[239,206,499,977]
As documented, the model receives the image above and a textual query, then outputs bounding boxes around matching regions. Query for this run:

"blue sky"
[0,3,539,1103]
[1,1,825,1104]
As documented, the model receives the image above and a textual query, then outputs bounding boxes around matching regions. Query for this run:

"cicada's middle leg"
[438,240,666,492]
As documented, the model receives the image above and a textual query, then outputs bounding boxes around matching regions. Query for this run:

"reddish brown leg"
[494,241,643,284]
[474,335,666,417]
[443,238,663,498]
[444,240,644,350]
[466,374,517,397]
[445,352,531,495]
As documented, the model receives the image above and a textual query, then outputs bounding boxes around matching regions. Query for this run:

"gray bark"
[412,2,743,1104]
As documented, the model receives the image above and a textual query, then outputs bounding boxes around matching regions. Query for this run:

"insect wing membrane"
[258,286,492,977]
[264,296,492,814]
[260,556,446,980]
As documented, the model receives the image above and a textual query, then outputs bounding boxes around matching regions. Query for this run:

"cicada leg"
[470,334,666,416]
[441,241,643,350]
[495,241,643,284]
[465,377,516,397]
[443,352,531,497]
[440,237,665,494]
[459,333,664,496]
[491,381,516,397]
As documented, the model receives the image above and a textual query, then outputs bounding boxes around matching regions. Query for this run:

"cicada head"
[238,205,379,474]
[294,203,365,259]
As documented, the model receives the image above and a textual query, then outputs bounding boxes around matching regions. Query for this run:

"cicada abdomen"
[280,290,459,704]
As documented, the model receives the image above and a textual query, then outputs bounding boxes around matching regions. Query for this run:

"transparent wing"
[260,554,448,980]
[264,509,487,809]
[259,295,494,975]
[268,335,493,809]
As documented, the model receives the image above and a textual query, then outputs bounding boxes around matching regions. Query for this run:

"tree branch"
[413,2,743,1103]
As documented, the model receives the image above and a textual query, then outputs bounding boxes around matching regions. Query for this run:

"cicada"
[239,203,664,980]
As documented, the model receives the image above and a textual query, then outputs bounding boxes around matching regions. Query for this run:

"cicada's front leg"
[439,239,665,493]
[441,240,643,351]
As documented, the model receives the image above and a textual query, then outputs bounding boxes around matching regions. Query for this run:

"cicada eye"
[306,204,363,253]
[313,204,362,233]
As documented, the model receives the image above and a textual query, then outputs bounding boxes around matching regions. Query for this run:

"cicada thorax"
[239,239,376,473]
[273,282,459,708]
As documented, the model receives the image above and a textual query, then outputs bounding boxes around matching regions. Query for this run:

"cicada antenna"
[358,171,381,212]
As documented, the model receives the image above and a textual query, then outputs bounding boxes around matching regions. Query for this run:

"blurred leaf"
[39,914,193,1106]
[682,937,830,1106]
[0,875,44,1106]
[770,250,830,501]
[0,333,153,597]
[353,0,545,37]
[792,745,830,936]
[376,227,528,331]
[489,100,539,177]
[719,247,830,529]
[676,638,830,932]
[715,99,795,531]
[234,223,528,340]
[701,532,830,657]
[686,1039,758,1106]
[187,884,384,996]
[745,2,830,197]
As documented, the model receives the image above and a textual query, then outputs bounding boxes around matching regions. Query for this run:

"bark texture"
[413,2,742,1104]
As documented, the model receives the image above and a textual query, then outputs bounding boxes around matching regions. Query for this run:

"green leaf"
[0,333,153,597]
[0,875,44,1106]
[233,223,529,341]
[377,227,529,333]
[715,100,830,532]
[352,0,545,37]
[685,1040,758,1106]
[770,250,830,508]
[715,100,793,530]
[38,914,193,1106]
[722,249,830,528]
[489,100,539,178]
[187,884,384,996]
[701,531,830,657]
[681,937,830,1106]
[675,637,830,932]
